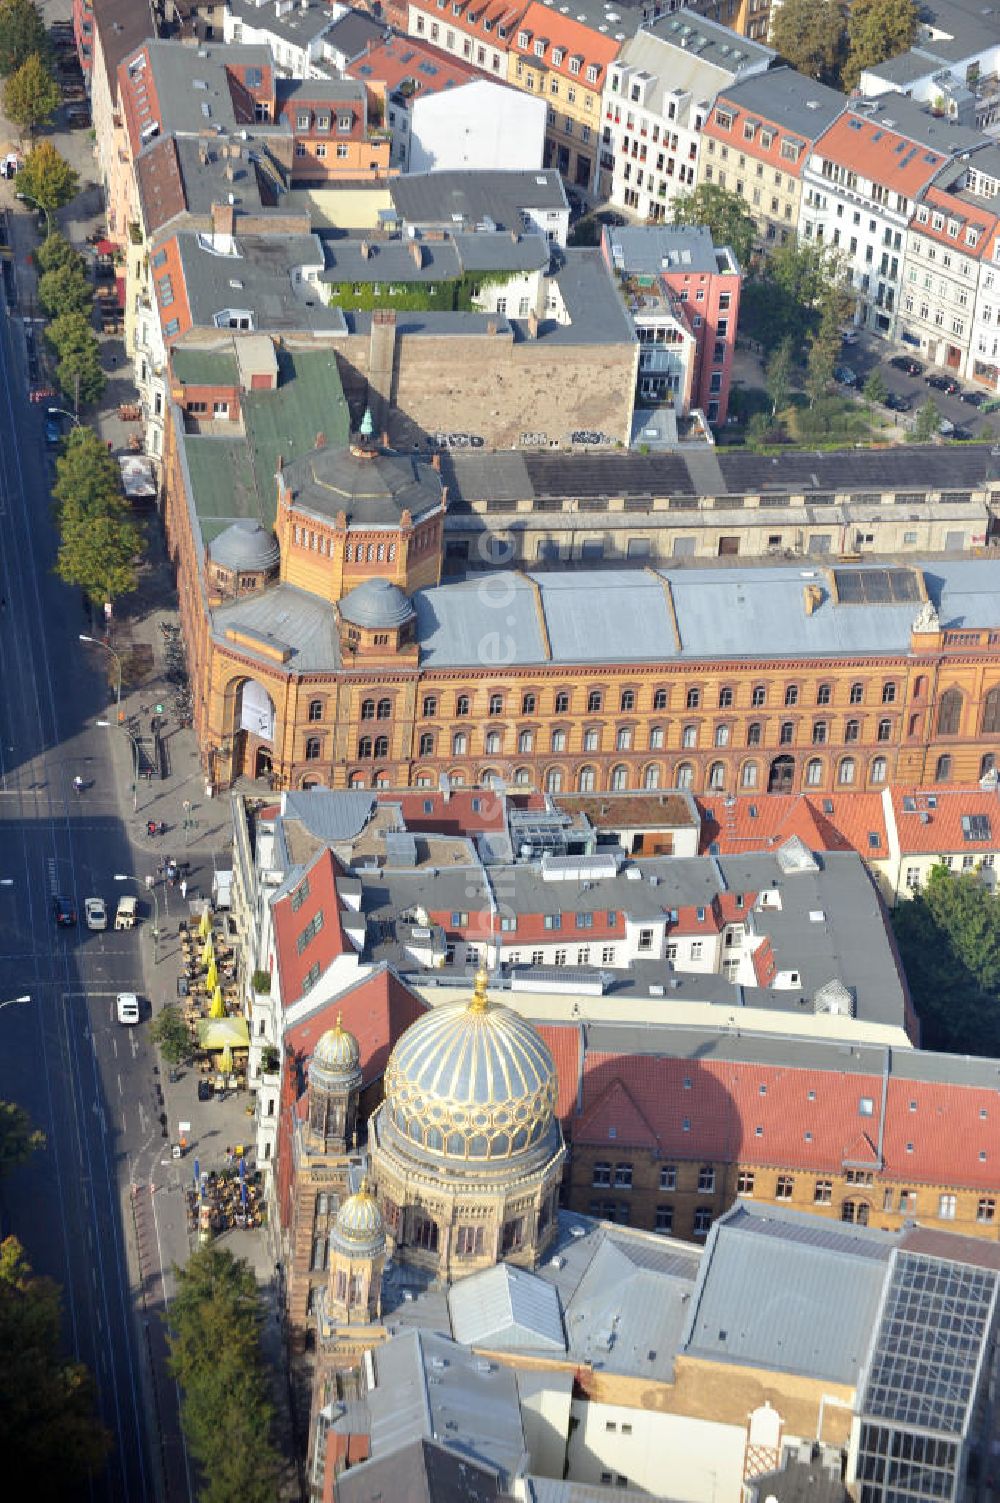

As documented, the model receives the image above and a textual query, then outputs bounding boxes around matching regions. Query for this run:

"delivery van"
[115,895,138,930]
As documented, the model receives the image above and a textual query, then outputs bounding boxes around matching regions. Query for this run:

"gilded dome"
[310,1015,361,1084]
[331,1176,385,1256]
[381,969,559,1164]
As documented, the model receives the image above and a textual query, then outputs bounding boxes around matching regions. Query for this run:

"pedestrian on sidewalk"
[180,878,187,900]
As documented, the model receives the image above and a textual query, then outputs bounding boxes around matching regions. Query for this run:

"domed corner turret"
[331,1175,385,1258]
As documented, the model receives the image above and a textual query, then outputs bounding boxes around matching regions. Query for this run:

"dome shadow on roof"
[207,520,280,573]
[339,577,414,630]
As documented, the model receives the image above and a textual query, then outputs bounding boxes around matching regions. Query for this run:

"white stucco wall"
[408,79,546,174]
[567,1399,748,1498]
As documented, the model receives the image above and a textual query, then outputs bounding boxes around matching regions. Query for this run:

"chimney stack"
[211,201,236,238]
[527,309,539,339]
[360,239,372,260]
[410,240,423,268]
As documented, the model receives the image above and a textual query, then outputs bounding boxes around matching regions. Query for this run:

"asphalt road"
[838,332,999,437]
[0,284,163,1496]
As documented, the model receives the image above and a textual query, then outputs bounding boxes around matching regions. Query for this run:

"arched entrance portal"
[768,755,795,793]
[255,747,273,781]
[217,675,278,788]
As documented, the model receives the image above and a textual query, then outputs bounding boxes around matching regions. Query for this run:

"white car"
[84,897,107,931]
[116,993,140,1025]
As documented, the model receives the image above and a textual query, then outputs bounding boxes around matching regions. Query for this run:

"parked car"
[959,389,986,407]
[53,895,76,927]
[834,365,858,386]
[925,373,959,394]
[84,897,107,930]
[840,329,860,345]
[44,409,63,446]
[951,425,973,441]
[116,992,140,1025]
[884,391,911,412]
[889,355,923,376]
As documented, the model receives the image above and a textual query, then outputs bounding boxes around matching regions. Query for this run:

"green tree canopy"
[35,231,86,278]
[0,1099,43,1177]
[910,398,940,442]
[0,1236,110,1496]
[893,865,1000,1054]
[56,499,140,604]
[843,0,919,90]
[3,51,58,137]
[765,337,794,416]
[16,140,79,221]
[38,261,93,320]
[55,338,106,406]
[0,0,47,78]
[804,302,842,404]
[150,1006,192,1066]
[770,0,845,84]
[671,182,756,269]
[862,369,887,407]
[167,1246,282,1503]
[53,426,122,513]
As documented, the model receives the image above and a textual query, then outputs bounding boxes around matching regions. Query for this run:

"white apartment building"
[799,95,984,337]
[602,13,773,222]
[223,0,347,78]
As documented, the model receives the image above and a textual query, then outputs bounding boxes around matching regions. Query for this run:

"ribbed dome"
[332,1177,385,1256]
[339,577,414,629]
[313,1015,360,1074]
[207,520,280,572]
[381,969,559,1163]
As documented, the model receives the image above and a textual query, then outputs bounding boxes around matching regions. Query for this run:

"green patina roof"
[180,345,350,543]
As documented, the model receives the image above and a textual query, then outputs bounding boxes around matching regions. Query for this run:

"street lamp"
[0,994,30,1014]
[47,405,80,428]
[115,873,159,965]
[15,190,52,237]
[97,719,140,811]
[81,636,123,724]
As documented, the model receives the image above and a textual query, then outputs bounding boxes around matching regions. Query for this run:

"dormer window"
[337,112,353,132]
[316,113,330,131]
[552,46,563,65]
[296,111,310,130]
[947,219,960,238]
[518,29,529,47]
[932,213,944,231]
[568,56,581,75]
[967,228,979,247]
[917,206,929,223]
[715,108,733,129]
[534,38,545,57]
[760,128,773,148]
[586,63,598,83]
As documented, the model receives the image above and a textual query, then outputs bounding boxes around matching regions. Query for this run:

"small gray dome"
[208,521,280,573]
[339,578,414,629]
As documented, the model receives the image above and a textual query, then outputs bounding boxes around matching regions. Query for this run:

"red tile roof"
[387,787,509,836]
[283,964,429,1089]
[909,184,999,262]
[810,112,946,196]
[271,847,353,1008]
[345,34,481,95]
[512,1,619,84]
[889,786,1000,853]
[698,792,888,860]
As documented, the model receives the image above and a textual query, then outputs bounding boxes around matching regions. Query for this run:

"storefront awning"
[197,1017,250,1052]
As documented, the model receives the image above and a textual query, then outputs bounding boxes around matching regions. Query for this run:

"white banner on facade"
[240,681,274,742]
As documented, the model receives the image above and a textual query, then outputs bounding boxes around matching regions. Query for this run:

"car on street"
[960,389,986,407]
[44,410,63,446]
[889,355,923,376]
[884,391,911,412]
[116,993,140,1025]
[951,425,973,441]
[840,329,859,345]
[925,373,959,394]
[53,895,76,927]
[835,365,858,386]
[84,896,107,930]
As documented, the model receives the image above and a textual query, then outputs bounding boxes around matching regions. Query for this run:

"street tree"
[0,1099,43,1177]
[53,426,122,514]
[765,338,794,416]
[167,1246,282,1503]
[0,0,47,78]
[671,182,756,269]
[862,370,887,408]
[0,1236,110,1496]
[150,1005,192,1067]
[804,305,841,405]
[56,499,140,605]
[770,0,845,84]
[16,140,79,225]
[35,230,86,278]
[893,865,1000,1055]
[910,398,940,442]
[38,261,93,320]
[3,51,58,139]
[55,337,105,405]
[843,0,919,90]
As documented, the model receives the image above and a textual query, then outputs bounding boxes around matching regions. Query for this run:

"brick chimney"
[212,201,235,238]
[360,240,372,260]
[410,240,423,268]
[486,319,497,336]
[527,309,539,339]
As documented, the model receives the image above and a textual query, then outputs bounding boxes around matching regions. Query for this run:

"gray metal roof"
[714,65,845,142]
[615,14,774,121]
[514,248,635,348]
[607,223,730,275]
[683,1202,896,1383]
[207,519,279,571]
[282,445,443,529]
[390,170,568,232]
[322,9,388,61]
[144,40,275,137]
[448,1264,566,1353]
[321,232,547,286]
[280,789,377,845]
[174,232,342,335]
[226,0,340,50]
[211,581,341,672]
[335,1439,502,1503]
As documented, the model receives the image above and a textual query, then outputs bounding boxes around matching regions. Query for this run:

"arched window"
[675,762,694,789]
[751,684,766,707]
[714,724,730,747]
[545,766,564,793]
[620,688,635,712]
[908,713,921,737]
[882,681,897,704]
[449,770,466,786]
[838,756,856,785]
[805,758,823,786]
[308,698,323,722]
[877,717,892,742]
[982,686,1000,735]
[555,691,570,714]
[741,761,758,788]
[422,695,437,718]
[452,732,468,755]
[812,721,827,744]
[616,727,632,751]
[518,730,533,753]
[840,1200,869,1226]
[845,718,860,742]
[377,698,392,720]
[587,689,603,713]
[485,731,501,755]
[643,764,661,789]
[653,687,669,710]
[849,681,864,705]
[489,693,503,715]
[521,692,536,715]
[816,683,831,706]
[374,735,389,758]
[981,753,996,780]
[418,732,434,756]
[578,765,597,792]
[784,684,799,707]
[935,753,952,783]
[348,772,366,788]
[779,721,795,745]
[305,737,321,760]
[914,675,927,699]
[360,698,375,720]
[514,767,531,786]
[456,695,470,717]
[718,686,733,708]
[708,761,725,790]
[357,736,372,759]
[746,722,761,746]
[682,724,698,748]
[870,756,887,784]
[686,687,700,709]
[610,764,629,791]
[937,687,963,736]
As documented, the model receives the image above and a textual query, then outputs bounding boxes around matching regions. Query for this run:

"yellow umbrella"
[201,937,214,968]
[209,986,226,1019]
[219,1044,233,1076]
[205,959,219,993]
[198,907,212,940]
